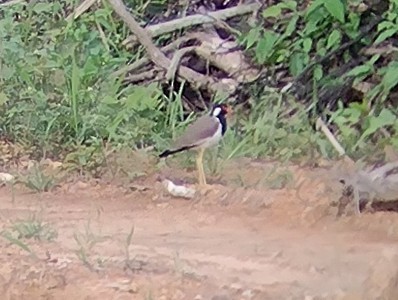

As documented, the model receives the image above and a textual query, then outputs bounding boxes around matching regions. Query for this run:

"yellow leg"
[196,148,206,186]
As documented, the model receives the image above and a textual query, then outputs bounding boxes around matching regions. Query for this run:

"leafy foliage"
[240,0,398,159]
[0,0,397,177]
[0,0,164,159]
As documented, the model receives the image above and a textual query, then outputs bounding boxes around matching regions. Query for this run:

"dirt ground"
[1,159,398,300]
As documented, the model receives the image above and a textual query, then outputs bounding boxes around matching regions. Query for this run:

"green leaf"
[345,65,372,77]
[381,61,398,92]
[284,0,298,10]
[289,52,308,76]
[0,92,8,106]
[2,231,34,256]
[255,31,279,63]
[306,0,325,17]
[377,21,394,31]
[245,27,261,49]
[125,84,160,112]
[32,2,53,13]
[326,29,341,49]
[313,65,323,80]
[302,38,312,53]
[0,64,15,80]
[262,5,282,18]
[387,10,398,21]
[276,49,290,63]
[374,28,398,44]
[360,109,397,140]
[369,54,381,65]
[324,0,345,23]
[284,15,299,37]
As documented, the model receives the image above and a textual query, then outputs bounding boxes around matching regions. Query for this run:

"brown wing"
[173,115,220,149]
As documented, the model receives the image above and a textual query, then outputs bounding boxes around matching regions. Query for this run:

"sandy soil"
[0,160,398,300]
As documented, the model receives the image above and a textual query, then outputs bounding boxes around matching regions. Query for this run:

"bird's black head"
[210,103,230,136]
[210,103,230,118]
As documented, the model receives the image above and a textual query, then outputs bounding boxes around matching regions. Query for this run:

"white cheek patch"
[212,107,222,117]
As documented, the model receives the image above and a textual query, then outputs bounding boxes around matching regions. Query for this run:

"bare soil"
[1,160,398,300]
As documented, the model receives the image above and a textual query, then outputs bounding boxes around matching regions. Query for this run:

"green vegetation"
[0,0,397,179]
[1,213,57,257]
[241,0,398,158]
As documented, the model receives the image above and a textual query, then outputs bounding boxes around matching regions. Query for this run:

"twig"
[96,21,110,52]
[0,0,24,7]
[166,46,197,80]
[315,117,350,159]
[111,35,196,78]
[107,0,236,93]
[66,0,98,21]
[363,44,398,56]
[121,3,260,47]
[125,69,160,83]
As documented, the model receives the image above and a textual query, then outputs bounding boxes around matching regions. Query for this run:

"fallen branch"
[125,69,160,83]
[66,0,98,21]
[107,0,237,93]
[192,31,260,83]
[166,46,197,81]
[121,3,260,47]
[111,35,196,78]
[315,117,348,158]
[0,0,24,7]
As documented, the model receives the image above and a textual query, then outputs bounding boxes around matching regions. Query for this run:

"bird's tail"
[159,145,195,158]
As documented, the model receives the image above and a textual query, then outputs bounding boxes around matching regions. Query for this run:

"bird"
[159,103,231,187]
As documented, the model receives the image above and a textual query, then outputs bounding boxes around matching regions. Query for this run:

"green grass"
[1,213,57,258]
[0,0,396,179]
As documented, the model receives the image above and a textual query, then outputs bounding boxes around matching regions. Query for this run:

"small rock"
[230,283,243,290]
[106,280,138,293]
[75,181,88,189]
[242,289,254,299]
[129,282,139,293]
[194,295,203,300]
[157,203,169,209]
[0,172,14,183]
[162,179,196,199]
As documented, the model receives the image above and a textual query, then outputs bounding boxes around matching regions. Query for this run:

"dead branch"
[192,31,260,83]
[107,0,237,93]
[121,3,261,47]
[66,0,98,21]
[363,43,398,56]
[111,35,196,78]
[315,117,348,158]
[96,21,110,52]
[125,69,161,83]
[166,46,197,81]
[0,0,23,7]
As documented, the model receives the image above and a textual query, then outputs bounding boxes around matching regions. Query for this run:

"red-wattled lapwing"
[159,103,231,186]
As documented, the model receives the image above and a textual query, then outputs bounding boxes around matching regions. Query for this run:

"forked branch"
[107,0,236,93]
